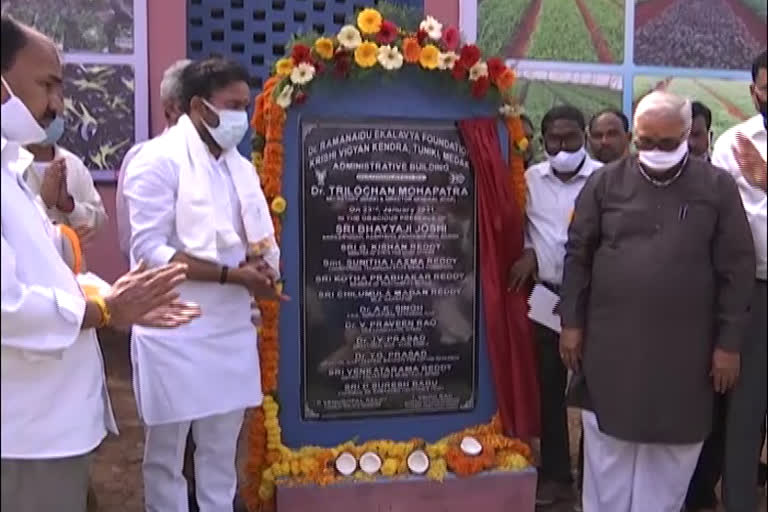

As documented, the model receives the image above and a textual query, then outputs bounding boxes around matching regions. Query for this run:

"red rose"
[295,92,308,105]
[377,20,399,45]
[459,44,481,68]
[291,44,312,64]
[487,57,506,82]
[451,62,468,81]
[471,76,490,98]
[417,29,429,45]
[313,59,326,75]
[443,26,460,51]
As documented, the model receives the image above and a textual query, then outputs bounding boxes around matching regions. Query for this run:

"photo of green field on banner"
[477,0,625,63]
[634,0,766,69]
[517,71,622,162]
[633,75,753,140]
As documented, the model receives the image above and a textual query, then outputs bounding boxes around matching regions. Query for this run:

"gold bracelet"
[91,295,112,328]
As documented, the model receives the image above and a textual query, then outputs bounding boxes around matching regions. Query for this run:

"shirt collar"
[744,114,767,137]
[538,155,599,180]
[1,135,35,180]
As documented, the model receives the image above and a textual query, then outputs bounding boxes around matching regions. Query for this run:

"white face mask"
[201,99,248,151]
[638,139,689,172]
[1,76,47,145]
[548,146,587,173]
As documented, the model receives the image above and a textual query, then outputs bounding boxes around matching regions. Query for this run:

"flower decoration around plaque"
[243,4,532,511]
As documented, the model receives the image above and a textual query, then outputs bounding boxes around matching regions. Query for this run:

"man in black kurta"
[559,91,755,512]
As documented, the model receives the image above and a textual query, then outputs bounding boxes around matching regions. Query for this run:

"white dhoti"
[581,411,702,512]
[143,409,245,512]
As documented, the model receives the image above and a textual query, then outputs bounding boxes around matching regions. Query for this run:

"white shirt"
[1,136,116,459]
[116,141,147,260]
[123,134,262,425]
[24,145,108,230]
[524,157,602,286]
[712,114,767,280]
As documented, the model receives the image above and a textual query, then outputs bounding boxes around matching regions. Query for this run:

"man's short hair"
[160,59,193,103]
[588,109,629,133]
[752,50,767,82]
[179,57,250,112]
[1,15,28,73]
[541,105,586,135]
[691,101,712,130]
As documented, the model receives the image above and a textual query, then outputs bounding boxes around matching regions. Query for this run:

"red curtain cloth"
[459,118,541,438]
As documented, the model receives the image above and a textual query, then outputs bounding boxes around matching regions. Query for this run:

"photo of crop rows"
[477,0,625,63]
[517,71,623,161]
[634,0,766,69]
[633,76,753,139]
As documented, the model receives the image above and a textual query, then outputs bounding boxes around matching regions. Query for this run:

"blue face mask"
[40,116,65,146]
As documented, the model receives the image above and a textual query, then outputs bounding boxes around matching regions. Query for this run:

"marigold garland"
[242,7,531,511]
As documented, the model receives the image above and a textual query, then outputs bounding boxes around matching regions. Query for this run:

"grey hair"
[159,59,192,103]
[634,91,692,134]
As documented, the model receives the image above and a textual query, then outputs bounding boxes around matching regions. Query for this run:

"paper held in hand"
[527,284,561,334]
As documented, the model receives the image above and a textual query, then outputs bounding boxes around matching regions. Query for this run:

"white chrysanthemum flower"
[419,16,443,40]
[276,85,294,109]
[438,51,459,71]
[338,25,363,50]
[499,103,526,118]
[290,62,316,85]
[468,61,488,81]
[377,45,404,71]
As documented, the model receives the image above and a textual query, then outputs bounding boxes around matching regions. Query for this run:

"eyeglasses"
[634,136,685,151]
[543,132,584,153]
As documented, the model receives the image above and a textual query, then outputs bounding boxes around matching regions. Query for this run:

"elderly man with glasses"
[559,91,756,512]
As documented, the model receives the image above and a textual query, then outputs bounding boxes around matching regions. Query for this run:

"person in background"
[587,109,631,164]
[24,121,108,252]
[116,58,192,261]
[509,105,601,508]
[1,16,198,512]
[713,49,767,512]
[560,91,755,512]
[124,57,282,512]
[682,98,720,512]
[689,101,713,161]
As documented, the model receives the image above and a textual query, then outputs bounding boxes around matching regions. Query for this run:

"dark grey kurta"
[560,155,755,444]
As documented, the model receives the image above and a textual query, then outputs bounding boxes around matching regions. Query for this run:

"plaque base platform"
[276,468,537,512]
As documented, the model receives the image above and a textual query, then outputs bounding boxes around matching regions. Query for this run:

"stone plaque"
[300,119,478,419]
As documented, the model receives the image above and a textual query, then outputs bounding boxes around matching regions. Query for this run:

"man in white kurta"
[1,16,194,512]
[123,57,279,512]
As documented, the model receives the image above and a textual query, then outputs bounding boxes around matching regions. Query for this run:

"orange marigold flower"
[495,68,516,91]
[402,37,421,64]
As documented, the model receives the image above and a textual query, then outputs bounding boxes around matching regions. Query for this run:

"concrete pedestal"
[276,468,537,512]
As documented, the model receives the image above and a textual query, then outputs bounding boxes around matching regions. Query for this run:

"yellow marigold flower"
[419,44,440,70]
[381,458,399,477]
[516,137,529,152]
[275,58,294,77]
[357,8,382,34]
[354,41,378,68]
[271,195,287,215]
[314,37,335,60]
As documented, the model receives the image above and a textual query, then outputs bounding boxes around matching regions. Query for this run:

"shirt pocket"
[672,199,717,250]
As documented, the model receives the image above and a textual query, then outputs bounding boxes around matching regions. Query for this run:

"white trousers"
[143,409,245,512]
[581,411,702,512]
